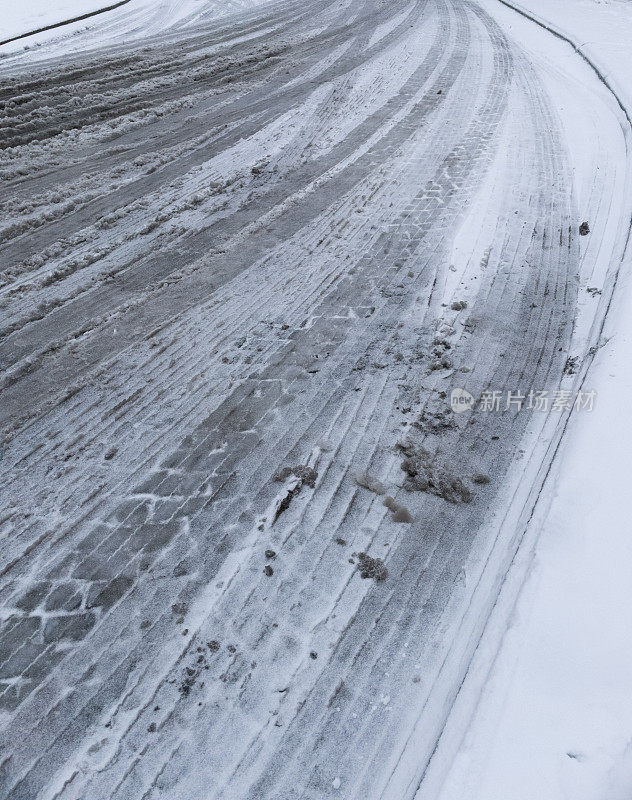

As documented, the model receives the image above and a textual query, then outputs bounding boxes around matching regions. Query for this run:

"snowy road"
[0,0,627,797]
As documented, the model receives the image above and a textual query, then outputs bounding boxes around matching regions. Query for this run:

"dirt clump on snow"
[273,465,318,487]
[272,465,318,523]
[429,354,453,371]
[273,483,302,523]
[428,335,454,371]
[179,644,212,696]
[356,552,388,582]
[433,336,452,350]
[383,495,412,523]
[397,442,473,504]
[415,407,455,433]
[579,221,590,235]
[392,506,412,523]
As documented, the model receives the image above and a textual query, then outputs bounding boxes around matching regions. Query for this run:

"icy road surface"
[0,0,629,798]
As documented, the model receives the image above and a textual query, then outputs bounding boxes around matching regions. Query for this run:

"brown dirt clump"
[397,442,473,504]
[273,465,318,487]
[356,552,388,582]
[382,495,412,522]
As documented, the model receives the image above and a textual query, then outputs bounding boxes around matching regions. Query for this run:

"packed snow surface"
[0,0,630,798]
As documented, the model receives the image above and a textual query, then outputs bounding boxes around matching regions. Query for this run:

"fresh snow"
[2,0,111,41]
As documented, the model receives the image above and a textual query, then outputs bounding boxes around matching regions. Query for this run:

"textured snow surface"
[0,0,630,798]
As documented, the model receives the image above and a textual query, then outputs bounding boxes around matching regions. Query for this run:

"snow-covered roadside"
[0,0,255,57]
[428,2,632,798]
[437,309,632,800]
[2,0,128,42]
[501,0,632,113]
